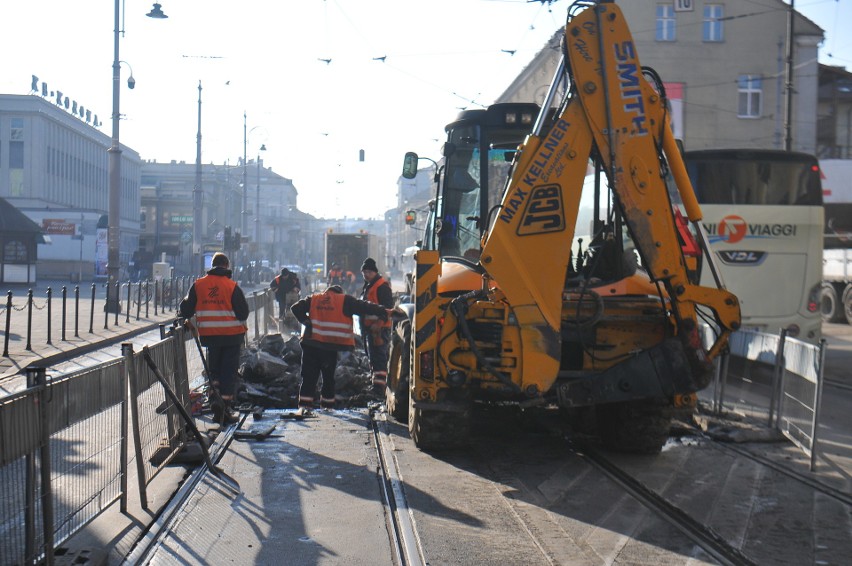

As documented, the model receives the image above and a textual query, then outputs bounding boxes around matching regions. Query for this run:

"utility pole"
[194,80,203,275]
[784,0,795,151]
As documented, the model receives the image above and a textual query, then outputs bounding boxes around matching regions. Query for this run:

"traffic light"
[233,230,241,251]
[224,226,232,250]
[405,210,416,225]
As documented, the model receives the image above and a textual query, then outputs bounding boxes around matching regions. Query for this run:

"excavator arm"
[481,2,740,382]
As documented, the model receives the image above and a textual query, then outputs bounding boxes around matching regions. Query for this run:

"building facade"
[818,64,852,158]
[139,159,307,277]
[499,1,824,154]
[0,94,142,281]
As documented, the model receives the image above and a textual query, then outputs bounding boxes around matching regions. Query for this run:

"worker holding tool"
[358,257,393,393]
[269,267,301,328]
[291,285,390,412]
[179,252,249,425]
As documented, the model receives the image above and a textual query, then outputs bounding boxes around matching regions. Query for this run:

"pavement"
[7,298,851,564]
[0,283,180,388]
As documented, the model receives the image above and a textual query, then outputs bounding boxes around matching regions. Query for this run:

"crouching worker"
[291,285,390,412]
[179,252,249,425]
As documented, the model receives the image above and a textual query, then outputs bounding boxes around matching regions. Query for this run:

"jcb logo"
[517,184,565,236]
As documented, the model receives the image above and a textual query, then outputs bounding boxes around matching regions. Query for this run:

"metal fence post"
[253,291,260,340]
[114,282,121,327]
[26,289,33,351]
[90,283,96,334]
[262,291,269,335]
[46,287,53,345]
[104,284,109,330]
[74,285,80,338]
[126,283,131,324]
[810,339,828,472]
[154,280,159,317]
[769,328,788,428]
[27,366,54,565]
[3,290,11,357]
[136,282,142,321]
[122,343,148,510]
[61,286,67,342]
[145,280,150,319]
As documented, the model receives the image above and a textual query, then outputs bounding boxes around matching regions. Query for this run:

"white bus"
[682,149,824,342]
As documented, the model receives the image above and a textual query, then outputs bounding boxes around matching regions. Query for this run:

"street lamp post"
[194,80,203,276]
[242,111,248,242]
[255,144,266,265]
[107,1,167,312]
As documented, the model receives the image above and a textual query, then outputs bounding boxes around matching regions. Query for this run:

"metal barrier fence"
[0,329,192,565]
[246,289,275,340]
[123,326,191,509]
[0,362,129,565]
[702,327,827,470]
[0,288,275,565]
[1,277,198,358]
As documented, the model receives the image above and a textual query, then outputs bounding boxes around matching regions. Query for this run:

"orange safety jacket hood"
[308,291,355,347]
[194,275,247,337]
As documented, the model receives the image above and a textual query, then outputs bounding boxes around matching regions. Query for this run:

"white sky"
[1,0,849,219]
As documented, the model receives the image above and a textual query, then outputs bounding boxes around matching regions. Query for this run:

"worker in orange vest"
[327,263,344,287]
[358,257,393,392]
[290,285,390,412]
[179,252,249,424]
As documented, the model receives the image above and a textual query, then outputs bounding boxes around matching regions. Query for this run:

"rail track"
[377,403,852,565]
[370,409,426,566]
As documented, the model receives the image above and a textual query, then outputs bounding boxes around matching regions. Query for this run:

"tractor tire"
[820,283,844,323]
[408,393,470,451]
[386,321,411,421]
[596,400,672,454]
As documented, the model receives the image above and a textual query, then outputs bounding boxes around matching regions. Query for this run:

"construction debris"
[235,333,380,409]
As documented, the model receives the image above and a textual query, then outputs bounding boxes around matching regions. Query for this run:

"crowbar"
[142,346,241,495]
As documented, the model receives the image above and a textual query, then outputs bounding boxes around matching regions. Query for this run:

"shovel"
[186,320,227,423]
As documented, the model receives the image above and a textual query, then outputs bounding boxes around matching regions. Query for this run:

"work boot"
[211,400,239,425]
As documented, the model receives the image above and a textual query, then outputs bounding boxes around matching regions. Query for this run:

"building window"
[656,4,676,42]
[738,75,762,118]
[10,118,24,141]
[3,240,28,262]
[703,4,724,42]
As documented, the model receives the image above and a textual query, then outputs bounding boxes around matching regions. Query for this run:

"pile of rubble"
[235,332,380,409]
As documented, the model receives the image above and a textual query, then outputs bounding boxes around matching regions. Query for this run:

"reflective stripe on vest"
[194,275,246,336]
[363,276,391,329]
[308,291,355,347]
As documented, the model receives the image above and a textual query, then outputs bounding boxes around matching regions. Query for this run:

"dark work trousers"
[206,343,242,400]
[364,327,391,388]
[298,343,339,409]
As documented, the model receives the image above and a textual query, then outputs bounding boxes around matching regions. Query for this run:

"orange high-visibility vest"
[194,275,246,336]
[328,268,344,286]
[308,291,355,347]
[363,276,391,329]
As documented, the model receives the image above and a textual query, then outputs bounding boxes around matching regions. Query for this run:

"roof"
[0,197,44,235]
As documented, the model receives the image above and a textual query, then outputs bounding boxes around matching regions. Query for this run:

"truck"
[820,159,852,324]
[323,232,386,287]
[388,0,740,454]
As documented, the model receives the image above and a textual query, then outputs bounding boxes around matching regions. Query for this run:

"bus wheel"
[843,285,852,325]
[820,284,844,323]
[386,321,411,421]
